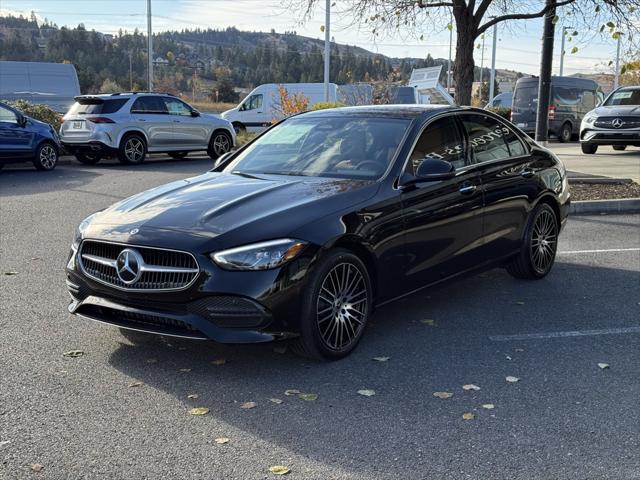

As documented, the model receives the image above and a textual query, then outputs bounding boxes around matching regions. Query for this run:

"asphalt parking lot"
[1,155,639,479]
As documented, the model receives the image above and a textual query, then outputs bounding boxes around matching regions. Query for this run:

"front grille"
[594,117,640,130]
[79,240,199,291]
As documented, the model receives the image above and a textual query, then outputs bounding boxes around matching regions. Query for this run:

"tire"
[506,203,559,280]
[232,122,245,135]
[207,131,233,160]
[292,249,372,361]
[75,152,101,165]
[581,143,598,154]
[33,142,58,171]
[169,151,188,159]
[612,145,627,151]
[558,122,572,143]
[118,134,147,164]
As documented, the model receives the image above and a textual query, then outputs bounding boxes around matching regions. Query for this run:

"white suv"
[60,93,236,165]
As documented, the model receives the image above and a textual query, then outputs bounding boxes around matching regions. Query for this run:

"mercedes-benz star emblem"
[116,248,143,285]
[612,118,624,128]
[130,228,139,235]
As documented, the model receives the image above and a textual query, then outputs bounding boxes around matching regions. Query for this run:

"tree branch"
[477,0,577,34]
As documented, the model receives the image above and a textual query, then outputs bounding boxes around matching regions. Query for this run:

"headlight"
[72,213,97,247]
[583,114,597,125]
[211,239,307,271]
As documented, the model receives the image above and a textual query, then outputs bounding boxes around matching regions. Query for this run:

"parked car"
[511,76,604,142]
[59,92,235,165]
[580,85,640,154]
[0,101,60,171]
[221,83,339,133]
[485,92,513,109]
[66,105,570,360]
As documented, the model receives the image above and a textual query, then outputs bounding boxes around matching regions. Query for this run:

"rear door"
[400,114,484,290]
[129,96,172,149]
[0,104,34,158]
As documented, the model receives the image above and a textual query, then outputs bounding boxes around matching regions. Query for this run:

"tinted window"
[408,116,465,172]
[605,88,640,106]
[0,105,18,123]
[514,86,538,110]
[553,86,581,106]
[131,96,168,114]
[462,114,526,163]
[164,98,193,116]
[581,90,596,110]
[67,98,128,115]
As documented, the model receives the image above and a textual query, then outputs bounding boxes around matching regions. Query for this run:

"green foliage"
[212,69,238,103]
[311,102,346,111]
[487,107,512,120]
[99,78,123,94]
[7,100,62,131]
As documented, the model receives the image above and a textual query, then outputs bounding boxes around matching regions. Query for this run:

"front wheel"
[33,142,58,171]
[612,145,627,151]
[506,203,559,280]
[207,131,232,160]
[118,135,147,164]
[293,249,372,361]
[581,143,598,154]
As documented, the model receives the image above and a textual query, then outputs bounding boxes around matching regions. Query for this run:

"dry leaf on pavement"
[299,393,318,401]
[269,465,291,475]
[433,391,454,399]
[31,464,44,472]
[4,271,18,276]
[128,381,143,388]
[211,358,226,366]
[420,319,436,326]
[187,394,199,399]
[598,363,610,369]
[516,301,525,305]
[214,437,229,444]
[189,407,210,415]
[284,389,300,396]
[462,384,481,391]
[506,376,520,383]
[179,368,192,373]
[240,402,257,409]
[481,404,495,410]
[270,398,283,404]
[0,441,10,447]
[62,350,84,358]
[357,389,376,397]
[372,356,391,362]
[462,412,475,420]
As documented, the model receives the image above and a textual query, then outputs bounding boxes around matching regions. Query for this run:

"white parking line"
[490,326,640,342]
[558,248,640,255]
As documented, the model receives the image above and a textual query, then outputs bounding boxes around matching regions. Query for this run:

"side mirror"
[212,151,234,171]
[191,110,200,117]
[17,114,28,127]
[401,159,455,187]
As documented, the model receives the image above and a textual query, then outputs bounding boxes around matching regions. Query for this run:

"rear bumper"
[580,129,640,146]
[61,141,118,156]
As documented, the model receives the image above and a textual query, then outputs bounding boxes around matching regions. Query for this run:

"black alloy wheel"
[208,131,232,160]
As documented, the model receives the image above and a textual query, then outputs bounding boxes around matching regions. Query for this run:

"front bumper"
[580,128,640,146]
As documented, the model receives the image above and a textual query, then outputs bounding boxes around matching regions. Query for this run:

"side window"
[581,90,596,110]
[0,105,18,124]
[462,114,526,163]
[247,94,263,110]
[130,96,168,114]
[164,98,193,116]
[553,86,580,106]
[407,116,465,174]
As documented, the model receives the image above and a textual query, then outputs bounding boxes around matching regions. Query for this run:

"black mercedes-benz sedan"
[66,105,570,360]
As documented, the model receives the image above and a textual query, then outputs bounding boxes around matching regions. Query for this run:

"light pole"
[559,26,573,77]
[447,8,453,91]
[479,34,485,102]
[323,0,330,102]
[489,20,497,103]
[614,33,621,89]
[147,0,153,91]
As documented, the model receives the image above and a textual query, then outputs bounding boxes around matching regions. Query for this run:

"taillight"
[86,117,115,124]
[548,105,556,121]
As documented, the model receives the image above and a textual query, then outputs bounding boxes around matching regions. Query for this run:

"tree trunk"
[453,17,477,106]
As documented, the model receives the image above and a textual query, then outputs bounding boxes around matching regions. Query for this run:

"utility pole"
[489,20,498,104]
[447,8,453,92]
[479,34,485,103]
[323,0,330,102]
[535,0,556,145]
[147,0,153,91]
[129,51,133,90]
[558,26,572,76]
[614,33,621,89]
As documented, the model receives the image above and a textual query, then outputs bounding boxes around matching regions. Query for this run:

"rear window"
[67,98,128,115]
[513,86,538,110]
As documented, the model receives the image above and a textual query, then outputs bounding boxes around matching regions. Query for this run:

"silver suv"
[60,92,236,165]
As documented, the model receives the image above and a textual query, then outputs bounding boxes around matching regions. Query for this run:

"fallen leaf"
[270,398,283,404]
[284,389,300,396]
[506,376,520,383]
[420,319,436,326]
[273,345,287,354]
[31,464,44,472]
[189,407,210,415]
[516,301,525,305]
[146,358,157,364]
[372,356,390,362]
[598,363,610,369]
[515,348,524,352]
[240,402,257,409]
[4,271,18,276]
[269,465,290,475]
[178,346,188,351]
[462,412,475,420]
[211,358,226,366]
[214,437,229,444]
[128,381,143,388]
[187,394,199,399]
[462,384,481,391]
[179,368,192,372]
[62,350,84,358]
[506,355,512,361]
[433,391,453,399]
[0,441,10,447]
[482,404,495,410]
[357,389,376,397]
[299,393,318,401]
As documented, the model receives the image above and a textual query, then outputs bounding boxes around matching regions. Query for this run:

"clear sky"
[0,0,624,76]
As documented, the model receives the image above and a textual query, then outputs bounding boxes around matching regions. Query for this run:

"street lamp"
[323,0,331,102]
[489,17,497,103]
[147,0,153,91]
[559,26,573,77]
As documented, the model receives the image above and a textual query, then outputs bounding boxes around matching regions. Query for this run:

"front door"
[0,104,34,158]
[163,97,208,149]
[400,115,484,291]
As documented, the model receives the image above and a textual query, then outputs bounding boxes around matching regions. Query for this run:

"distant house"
[153,57,169,66]
[0,61,81,113]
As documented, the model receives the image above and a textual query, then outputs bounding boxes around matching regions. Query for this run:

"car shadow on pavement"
[105,260,640,478]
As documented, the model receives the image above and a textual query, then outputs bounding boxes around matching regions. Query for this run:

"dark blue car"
[0,101,61,171]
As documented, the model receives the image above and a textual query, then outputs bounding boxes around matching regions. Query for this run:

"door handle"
[172,120,181,123]
[137,118,146,122]
[459,184,477,195]
[521,168,534,178]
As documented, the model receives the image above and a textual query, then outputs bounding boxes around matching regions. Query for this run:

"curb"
[568,177,633,185]
[570,198,640,215]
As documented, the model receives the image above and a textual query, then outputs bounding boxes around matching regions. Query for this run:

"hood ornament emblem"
[130,228,139,235]
[612,118,624,128]
[116,248,143,284]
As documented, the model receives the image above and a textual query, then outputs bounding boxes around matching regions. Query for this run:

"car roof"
[74,92,174,100]
[300,104,466,120]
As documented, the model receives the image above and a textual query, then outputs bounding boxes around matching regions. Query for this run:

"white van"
[221,83,338,133]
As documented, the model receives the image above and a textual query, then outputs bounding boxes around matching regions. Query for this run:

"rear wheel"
[169,151,189,159]
[207,131,232,160]
[33,142,58,171]
[118,134,147,164]
[581,143,598,154]
[506,203,558,280]
[292,249,372,361]
[75,152,101,165]
[613,145,627,151]
[558,122,572,143]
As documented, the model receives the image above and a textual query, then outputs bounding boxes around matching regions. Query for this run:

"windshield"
[224,116,411,180]
[604,88,640,106]
[513,86,538,111]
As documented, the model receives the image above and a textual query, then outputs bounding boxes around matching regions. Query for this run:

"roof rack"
[110,91,177,96]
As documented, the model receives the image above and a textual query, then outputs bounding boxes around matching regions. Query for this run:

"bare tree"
[285,0,640,105]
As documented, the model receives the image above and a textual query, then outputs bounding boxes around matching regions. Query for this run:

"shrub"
[311,101,346,111]
[487,106,511,121]
[7,100,63,131]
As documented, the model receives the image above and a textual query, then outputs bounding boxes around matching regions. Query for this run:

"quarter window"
[130,96,168,114]
[408,116,466,173]
[461,114,526,163]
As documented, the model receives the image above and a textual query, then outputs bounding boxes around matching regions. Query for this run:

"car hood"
[592,105,640,116]
[84,172,378,251]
